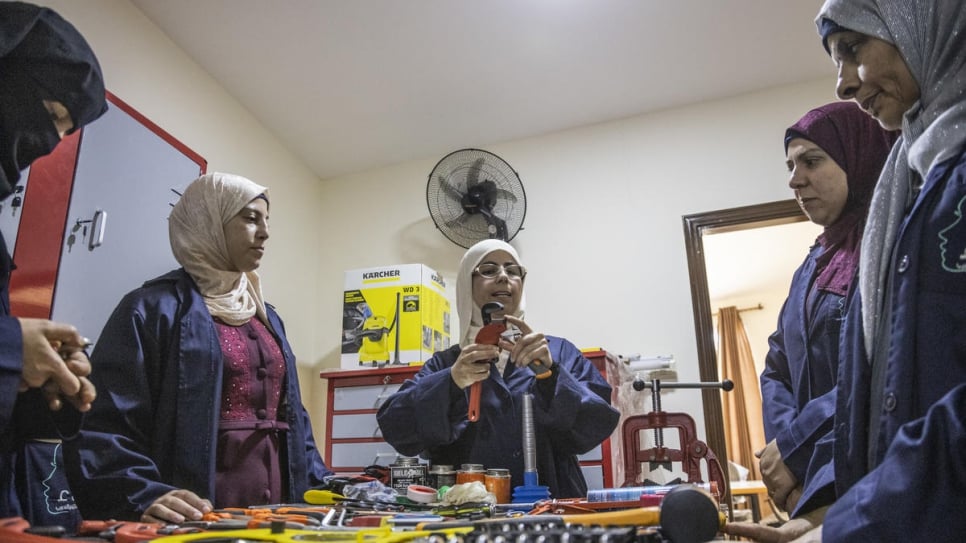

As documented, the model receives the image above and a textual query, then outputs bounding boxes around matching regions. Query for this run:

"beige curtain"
[716,306,765,480]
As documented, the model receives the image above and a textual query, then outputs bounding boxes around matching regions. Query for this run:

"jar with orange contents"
[456,463,485,485]
[484,468,511,504]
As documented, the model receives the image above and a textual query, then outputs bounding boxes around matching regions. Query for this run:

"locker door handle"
[89,209,107,250]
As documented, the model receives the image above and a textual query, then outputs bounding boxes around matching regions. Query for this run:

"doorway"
[681,199,814,490]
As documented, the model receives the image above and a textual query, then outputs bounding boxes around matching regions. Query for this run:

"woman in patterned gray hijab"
[725,1,966,541]
[818,0,966,357]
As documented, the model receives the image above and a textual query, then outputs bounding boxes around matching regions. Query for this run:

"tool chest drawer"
[330,412,383,439]
[320,366,420,474]
[332,383,402,411]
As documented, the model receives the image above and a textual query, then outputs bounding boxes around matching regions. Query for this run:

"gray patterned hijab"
[817,0,966,356]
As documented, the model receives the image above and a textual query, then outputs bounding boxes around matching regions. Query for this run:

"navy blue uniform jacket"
[65,269,331,520]
[823,149,966,541]
[376,337,619,499]
[760,243,843,513]
[0,232,83,520]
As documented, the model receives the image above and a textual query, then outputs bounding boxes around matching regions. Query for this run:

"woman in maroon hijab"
[757,101,897,517]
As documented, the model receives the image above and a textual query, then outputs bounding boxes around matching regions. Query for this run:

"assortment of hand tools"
[0,484,724,543]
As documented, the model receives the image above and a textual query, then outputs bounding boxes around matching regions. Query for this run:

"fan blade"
[493,187,518,203]
[439,175,465,202]
[466,157,485,187]
[444,213,473,229]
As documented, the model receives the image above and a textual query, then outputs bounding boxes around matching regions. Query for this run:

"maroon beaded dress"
[213,317,289,507]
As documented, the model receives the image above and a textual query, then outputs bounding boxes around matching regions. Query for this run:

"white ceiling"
[129,0,832,180]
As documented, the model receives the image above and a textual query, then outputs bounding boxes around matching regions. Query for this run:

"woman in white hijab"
[377,239,619,499]
[66,173,332,523]
[726,0,966,541]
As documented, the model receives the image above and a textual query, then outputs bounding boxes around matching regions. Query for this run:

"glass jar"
[427,464,457,489]
[456,463,486,485]
[484,468,511,504]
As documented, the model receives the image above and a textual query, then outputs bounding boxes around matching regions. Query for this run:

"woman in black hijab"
[0,1,107,530]
[0,1,108,194]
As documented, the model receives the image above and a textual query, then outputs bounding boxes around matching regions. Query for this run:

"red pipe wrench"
[468,302,506,422]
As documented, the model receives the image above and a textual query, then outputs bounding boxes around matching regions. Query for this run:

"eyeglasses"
[474,262,527,279]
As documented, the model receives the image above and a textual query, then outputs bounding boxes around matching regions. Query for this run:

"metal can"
[389,456,427,494]
[427,464,457,489]
[484,468,511,504]
[456,463,486,485]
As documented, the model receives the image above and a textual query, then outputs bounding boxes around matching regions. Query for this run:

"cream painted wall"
[317,80,838,443]
[34,0,840,458]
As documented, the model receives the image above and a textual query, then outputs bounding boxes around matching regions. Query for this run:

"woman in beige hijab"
[377,239,619,499]
[66,173,332,523]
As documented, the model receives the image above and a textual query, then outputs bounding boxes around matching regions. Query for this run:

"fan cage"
[427,148,526,249]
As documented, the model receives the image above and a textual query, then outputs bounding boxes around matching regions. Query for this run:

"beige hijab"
[169,172,269,326]
[456,239,526,348]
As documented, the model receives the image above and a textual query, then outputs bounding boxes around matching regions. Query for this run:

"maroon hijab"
[785,102,899,297]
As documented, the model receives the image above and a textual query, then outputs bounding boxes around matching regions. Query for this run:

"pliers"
[498,328,552,379]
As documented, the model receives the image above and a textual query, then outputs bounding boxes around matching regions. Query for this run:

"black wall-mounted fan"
[426,148,526,248]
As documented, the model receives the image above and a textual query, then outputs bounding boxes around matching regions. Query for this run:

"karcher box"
[341,264,451,369]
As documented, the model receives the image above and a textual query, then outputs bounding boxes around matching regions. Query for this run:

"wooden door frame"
[681,198,805,501]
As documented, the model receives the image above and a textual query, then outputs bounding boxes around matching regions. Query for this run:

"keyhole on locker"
[67,221,81,253]
[9,185,23,216]
[75,219,91,237]
[69,218,92,253]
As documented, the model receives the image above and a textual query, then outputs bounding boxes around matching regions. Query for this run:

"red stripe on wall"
[9,131,81,318]
[106,91,207,174]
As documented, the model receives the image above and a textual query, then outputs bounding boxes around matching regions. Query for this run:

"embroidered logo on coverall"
[938,195,966,272]
[42,443,78,515]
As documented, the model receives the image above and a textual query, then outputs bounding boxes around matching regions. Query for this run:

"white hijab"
[817,0,966,356]
[456,239,526,348]
[168,172,269,326]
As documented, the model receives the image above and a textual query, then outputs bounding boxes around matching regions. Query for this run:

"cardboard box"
[341,264,451,369]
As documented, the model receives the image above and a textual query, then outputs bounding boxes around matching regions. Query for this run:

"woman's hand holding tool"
[501,315,552,379]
